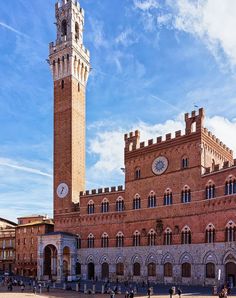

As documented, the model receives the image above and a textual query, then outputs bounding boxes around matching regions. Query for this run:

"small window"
[147,263,156,276]
[116,263,124,275]
[61,19,67,36]
[182,263,191,277]
[164,263,172,277]
[206,263,215,278]
[78,83,80,92]
[135,168,141,180]
[133,262,140,276]
[61,80,64,89]
[182,157,189,169]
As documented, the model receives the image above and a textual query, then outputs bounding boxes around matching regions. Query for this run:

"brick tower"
[49,0,90,215]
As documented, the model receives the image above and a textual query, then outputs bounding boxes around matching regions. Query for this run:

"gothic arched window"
[87,233,95,248]
[181,226,191,244]
[205,181,215,199]
[148,229,156,246]
[87,200,95,214]
[133,194,141,210]
[101,232,109,248]
[164,189,173,205]
[225,221,236,242]
[101,198,109,213]
[205,224,215,243]
[133,231,141,246]
[116,197,124,212]
[181,186,191,203]
[164,228,172,245]
[225,177,236,195]
[116,232,124,248]
[148,191,156,208]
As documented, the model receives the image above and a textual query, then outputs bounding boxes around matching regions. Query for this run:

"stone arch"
[43,244,57,277]
[131,254,143,265]
[62,246,70,277]
[179,252,194,264]
[202,251,218,264]
[86,254,97,264]
[99,255,110,264]
[223,250,236,264]
[146,254,157,265]
[161,252,175,264]
[115,255,125,264]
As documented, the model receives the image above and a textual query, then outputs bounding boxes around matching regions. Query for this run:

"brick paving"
[0,288,235,298]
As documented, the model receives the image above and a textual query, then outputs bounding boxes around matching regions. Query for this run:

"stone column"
[57,253,63,283]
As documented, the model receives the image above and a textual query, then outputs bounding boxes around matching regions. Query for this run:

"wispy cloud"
[0,158,52,178]
[0,21,29,38]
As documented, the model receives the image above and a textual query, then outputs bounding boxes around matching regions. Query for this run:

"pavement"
[0,287,235,298]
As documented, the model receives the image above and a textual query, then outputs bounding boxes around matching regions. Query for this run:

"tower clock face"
[57,183,69,199]
[152,156,168,175]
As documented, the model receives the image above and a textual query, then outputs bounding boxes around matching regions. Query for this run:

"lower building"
[16,215,54,277]
[0,218,16,274]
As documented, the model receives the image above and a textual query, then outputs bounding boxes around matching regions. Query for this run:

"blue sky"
[0,0,236,221]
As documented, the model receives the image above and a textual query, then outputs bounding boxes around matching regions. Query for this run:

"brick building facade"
[0,218,16,274]
[16,215,53,277]
[37,0,236,286]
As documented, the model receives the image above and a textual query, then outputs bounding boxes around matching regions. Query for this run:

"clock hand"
[60,187,65,194]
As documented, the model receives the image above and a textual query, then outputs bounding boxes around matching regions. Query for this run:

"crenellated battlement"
[56,0,84,15]
[203,127,232,154]
[204,159,236,175]
[124,126,186,153]
[79,185,124,197]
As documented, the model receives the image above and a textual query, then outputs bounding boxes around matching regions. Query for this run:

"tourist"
[177,287,182,298]
[169,287,174,298]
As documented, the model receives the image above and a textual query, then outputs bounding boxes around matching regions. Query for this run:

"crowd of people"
[0,276,50,294]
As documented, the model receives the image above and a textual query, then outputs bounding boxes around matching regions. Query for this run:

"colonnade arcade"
[37,232,77,282]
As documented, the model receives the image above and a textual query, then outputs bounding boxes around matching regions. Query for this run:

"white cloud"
[206,116,236,154]
[133,0,159,11]
[157,0,236,69]
[115,28,139,47]
[87,113,236,189]
[88,18,108,49]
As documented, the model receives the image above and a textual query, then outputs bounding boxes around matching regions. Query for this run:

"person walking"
[177,287,182,298]
[169,287,174,298]
[147,287,151,298]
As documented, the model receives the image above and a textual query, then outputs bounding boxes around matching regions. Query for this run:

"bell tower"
[49,0,90,214]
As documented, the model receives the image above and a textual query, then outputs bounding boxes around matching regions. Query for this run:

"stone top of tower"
[49,0,90,83]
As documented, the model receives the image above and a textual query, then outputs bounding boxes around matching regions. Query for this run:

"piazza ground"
[0,291,233,298]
